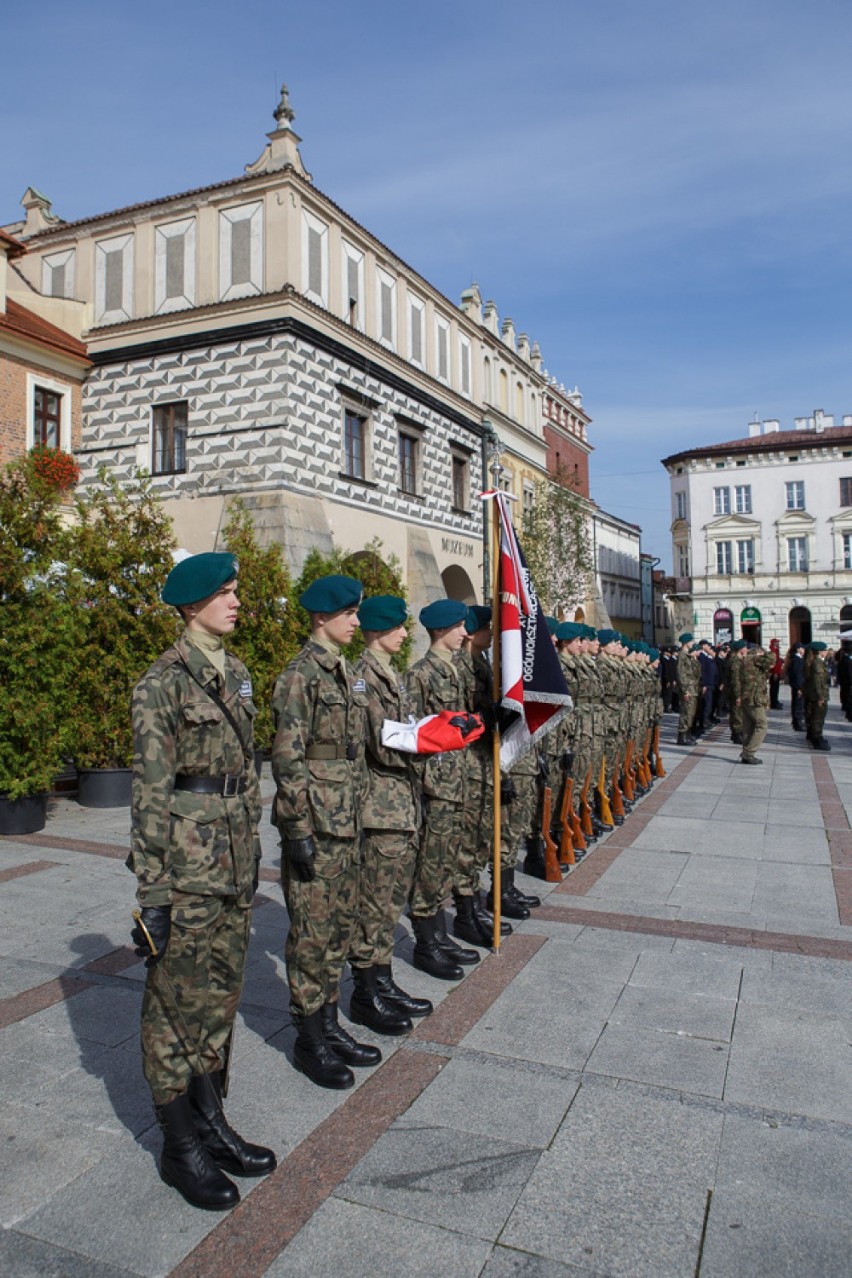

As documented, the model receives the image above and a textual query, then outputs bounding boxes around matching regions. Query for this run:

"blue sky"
[4,0,851,568]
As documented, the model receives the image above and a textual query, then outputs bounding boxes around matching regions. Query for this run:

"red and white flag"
[493,492,572,768]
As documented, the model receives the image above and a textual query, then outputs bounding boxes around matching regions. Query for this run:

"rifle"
[566,774,586,853]
[579,767,594,838]
[541,786,564,881]
[641,727,654,787]
[652,723,666,777]
[556,775,576,867]
[597,755,615,827]
[622,739,636,801]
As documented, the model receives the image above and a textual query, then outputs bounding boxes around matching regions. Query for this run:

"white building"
[662,412,852,645]
[591,506,642,638]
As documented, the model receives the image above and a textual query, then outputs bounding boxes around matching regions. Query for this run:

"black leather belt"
[174,773,247,797]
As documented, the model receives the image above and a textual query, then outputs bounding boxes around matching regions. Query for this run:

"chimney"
[748,421,762,438]
[763,419,780,434]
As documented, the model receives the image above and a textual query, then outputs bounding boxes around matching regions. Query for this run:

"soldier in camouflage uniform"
[271,574,380,1090]
[349,594,433,1028]
[405,599,481,979]
[804,642,831,750]
[736,642,774,763]
[726,639,747,742]
[130,552,275,1212]
[676,633,700,744]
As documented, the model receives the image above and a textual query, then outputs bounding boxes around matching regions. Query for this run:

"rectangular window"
[219,202,263,301]
[154,217,196,313]
[451,451,469,512]
[341,240,364,328]
[302,210,328,307]
[33,385,61,448]
[343,410,367,480]
[408,295,425,367]
[786,480,805,510]
[95,232,133,323]
[677,545,690,576]
[398,431,418,495]
[734,484,752,514]
[713,486,730,515]
[42,248,75,300]
[787,536,808,571]
[716,540,732,574]
[675,491,687,519]
[152,402,188,475]
[736,538,754,574]
[376,267,396,349]
[840,478,852,507]
[844,532,852,570]
[523,482,535,533]
[435,315,450,383]
[459,334,472,397]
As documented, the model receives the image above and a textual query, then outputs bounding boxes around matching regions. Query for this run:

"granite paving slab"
[698,1190,852,1278]
[338,1125,540,1240]
[480,1247,591,1277]
[607,982,737,1041]
[628,948,744,999]
[584,1019,730,1095]
[0,1231,136,1278]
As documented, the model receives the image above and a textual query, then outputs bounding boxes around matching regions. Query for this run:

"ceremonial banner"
[493,492,572,768]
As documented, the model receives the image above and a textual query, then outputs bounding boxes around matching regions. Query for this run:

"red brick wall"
[0,349,83,466]
[544,423,590,498]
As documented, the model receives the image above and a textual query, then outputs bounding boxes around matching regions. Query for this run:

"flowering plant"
[28,446,80,492]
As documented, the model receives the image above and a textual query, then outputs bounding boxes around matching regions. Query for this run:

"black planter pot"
[77,767,132,809]
[0,792,48,835]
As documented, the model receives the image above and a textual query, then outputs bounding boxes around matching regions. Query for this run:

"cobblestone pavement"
[1,698,850,1277]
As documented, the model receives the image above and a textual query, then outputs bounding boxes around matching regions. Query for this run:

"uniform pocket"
[168,791,233,893]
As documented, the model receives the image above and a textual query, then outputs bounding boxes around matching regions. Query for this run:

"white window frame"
[451,448,470,512]
[844,532,852,570]
[94,232,134,324]
[734,484,752,514]
[302,208,328,308]
[219,201,263,302]
[785,480,805,511]
[341,239,364,329]
[154,217,196,314]
[26,372,71,452]
[787,535,808,572]
[677,545,690,576]
[435,314,450,385]
[341,401,372,483]
[713,486,731,515]
[408,293,426,368]
[736,538,754,574]
[376,266,396,350]
[675,491,687,519]
[41,248,75,300]
[397,427,421,497]
[716,540,732,575]
[458,333,472,397]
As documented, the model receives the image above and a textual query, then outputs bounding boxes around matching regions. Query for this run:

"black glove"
[561,749,574,772]
[131,906,171,967]
[447,712,481,738]
[283,835,316,883]
[500,775,517,804]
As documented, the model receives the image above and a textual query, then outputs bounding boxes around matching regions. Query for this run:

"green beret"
[299,574,363,613]
[648,647,660,661]
[583,626,597,640]
[358,594,408,631]
[730,639,747,651]
[678,632,694,644]
[543,615,559,636]
[465,605,492,634]
[162,552,238,607]
[809,641,828,652]
[557,621,583,642]
[419,598,468,629]
[597,628,619,646]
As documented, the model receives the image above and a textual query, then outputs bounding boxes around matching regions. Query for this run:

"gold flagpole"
[489,458,504,953]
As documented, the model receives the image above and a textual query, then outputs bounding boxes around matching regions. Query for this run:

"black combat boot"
[188,1073,276,1177]
[473,891,511,936]
[293,1009,356,1089]
[374,964,433,1017]
[411,915,464,980]
[452,892,492,946]
[487,869,530,920]
[815,736,832,751]
[522,835,547,881]
[434,908,480,964]
[506,868,540,909]
[156,1092,240,1210]
[349,968,413,1035]
[319,1001,383,1064]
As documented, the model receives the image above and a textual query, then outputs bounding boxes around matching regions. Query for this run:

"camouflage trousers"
[805,698,827,740]
[141,890,251,1106]
[454,754,493,896]
[678,693,697,735]
[501,769,537,871]
[349,829,418,968]
[741,705,768,760]
[410,796,462,917]
[281,833,360,1017]
[729,700,744,736]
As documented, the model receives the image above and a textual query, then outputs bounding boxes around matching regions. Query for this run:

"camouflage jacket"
[677,648,701,694]
[353,649,418,832]
[739,650,774,707]
[804,655,830,703]
[271,641,368,840]
[456,648,494,779]
[405,649,467,801]
[129,632,261,908]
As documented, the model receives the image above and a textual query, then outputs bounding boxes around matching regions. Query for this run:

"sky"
[3,0,852,569]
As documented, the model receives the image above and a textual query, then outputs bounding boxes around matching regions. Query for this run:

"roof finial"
[273,83,295,131]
